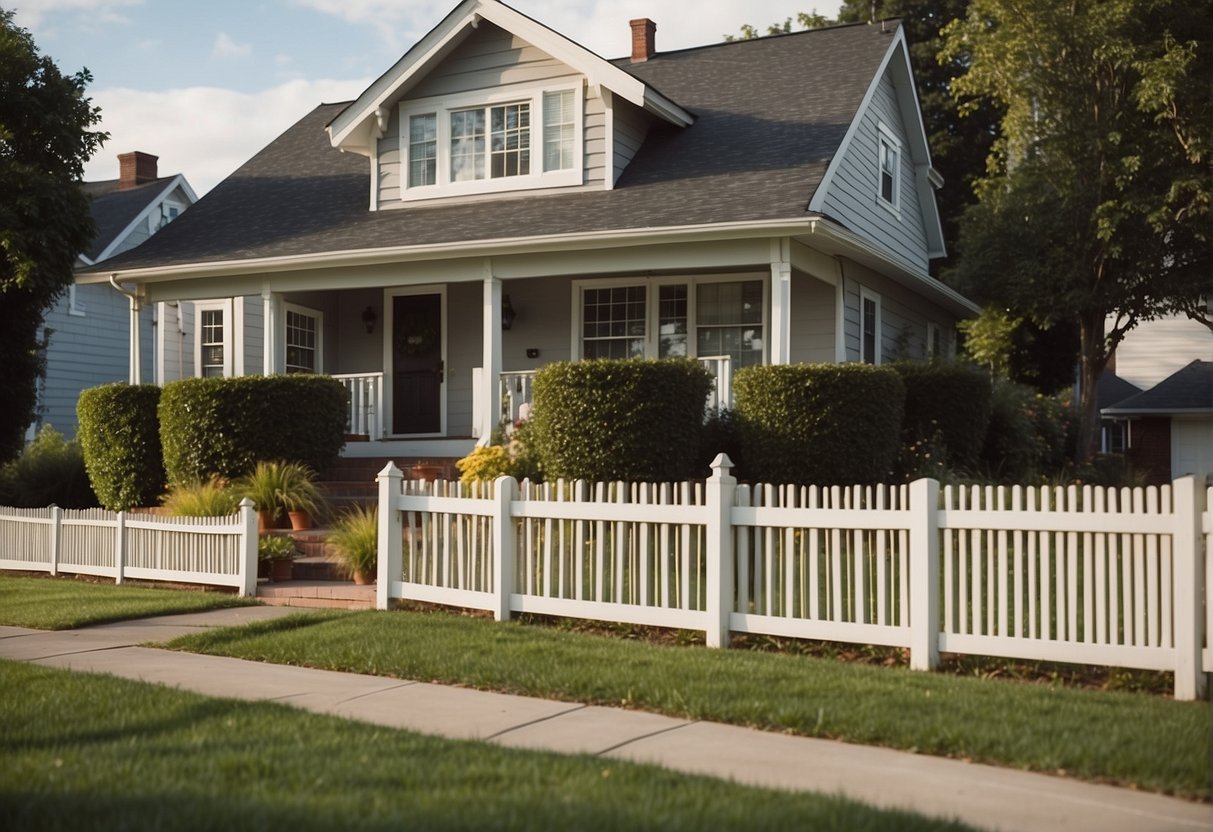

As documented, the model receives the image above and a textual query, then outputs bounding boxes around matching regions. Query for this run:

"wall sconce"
[361,305,377,334]
[501,294,517,330]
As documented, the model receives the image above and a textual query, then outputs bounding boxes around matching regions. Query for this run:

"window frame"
[194,300,232,378]
[284,303,323,374]
[860,287,882,365]
[926,322,941,358]
[876,123,902,215]
[399,78,583,201]
[67,284,86,317]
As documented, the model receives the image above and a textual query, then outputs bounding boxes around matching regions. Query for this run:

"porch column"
[480,274,504,445]
[262,290,281,375]
[769,238,792,364]
[128,292,142,383]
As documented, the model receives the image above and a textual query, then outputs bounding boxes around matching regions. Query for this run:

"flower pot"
[259,510,289,532]
[351,568,374,586]
[270,557,294,582]
[411,464,442,482]
[288,510,313,531]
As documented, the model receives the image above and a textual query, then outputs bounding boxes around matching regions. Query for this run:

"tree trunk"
[1075,314,1110,463]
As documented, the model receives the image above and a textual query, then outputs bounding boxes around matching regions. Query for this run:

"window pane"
[879,138,897,204]
[200,309,225,376]
[450,109,485,182]
[658,285,688,358]
[696,280,763,368]
[408,114,437,187]
[285,309,318,373]
[543,89,575,172]
[489,103,530,179]
[582,285,645,359]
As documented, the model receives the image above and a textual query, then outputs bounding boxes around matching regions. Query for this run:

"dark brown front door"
[392,293,442,435]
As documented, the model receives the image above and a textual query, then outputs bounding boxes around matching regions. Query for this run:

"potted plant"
[161,477,239,517]
[236,461,323,531]
[259,533,297,582]
[328,504,377,585]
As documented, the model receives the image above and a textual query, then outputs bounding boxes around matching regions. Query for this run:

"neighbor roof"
[81,22,898,275]
[81,176,179,263]
[1103,361,1213,415]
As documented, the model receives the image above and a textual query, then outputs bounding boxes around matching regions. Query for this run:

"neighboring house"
[77,1,977,464]
[31,151,197,439]
[1102,360,1213,485]
[1108,312,1213,391]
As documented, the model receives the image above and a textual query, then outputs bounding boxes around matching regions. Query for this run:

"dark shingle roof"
[82,176,176,262]
[1103,361,1213,414]
[86,22,894,273]
[1097,371,1142,411]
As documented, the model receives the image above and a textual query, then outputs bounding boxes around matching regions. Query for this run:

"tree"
[0,9,106,461]
[723,12,833,41]
[942,0,1212,460]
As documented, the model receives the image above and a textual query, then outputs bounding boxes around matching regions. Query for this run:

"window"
[657,285,688,358]
[68,285,86,317]
[399,81,581,200]
[582,285,646,359]
[877,124,901,211]
[860,288,881,365]
[285,307,321,374]
[199,308,226,377]
[154,203,180,231]
[696,280,764,369]
[926,322,942,358]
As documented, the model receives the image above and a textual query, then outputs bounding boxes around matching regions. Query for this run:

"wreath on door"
[394,312,438,357]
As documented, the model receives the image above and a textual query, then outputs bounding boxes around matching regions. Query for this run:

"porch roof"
[80,23,897,277]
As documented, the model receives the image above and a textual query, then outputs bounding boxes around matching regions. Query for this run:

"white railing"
[376,463,1211,700]
[0,500,259,595]
[500,370,536,425]
[698,355,732,411]
[332,372,384,440]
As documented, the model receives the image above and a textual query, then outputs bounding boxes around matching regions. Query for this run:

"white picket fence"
[376,458,1212,700]
[0,499,259,595]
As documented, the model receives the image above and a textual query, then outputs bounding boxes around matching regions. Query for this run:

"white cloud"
[83,78,370,195]
[12,0,142,28]
[211,32,252,60]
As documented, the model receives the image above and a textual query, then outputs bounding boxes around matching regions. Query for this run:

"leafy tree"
[723,12,833,41]
[942,0,1212,459]
[0,9,106,461]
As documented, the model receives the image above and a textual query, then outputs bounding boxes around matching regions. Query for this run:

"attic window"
[398,80,582,201]
[877,123,901,212]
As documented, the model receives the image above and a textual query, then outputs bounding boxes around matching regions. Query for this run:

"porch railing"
[332,372,384,440]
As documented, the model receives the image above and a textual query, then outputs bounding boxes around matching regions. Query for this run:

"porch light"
[361,305,376,334]
[502,294,517,330]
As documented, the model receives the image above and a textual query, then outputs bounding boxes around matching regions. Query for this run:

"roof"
[1102,360,1213,415]
[81,176,178,262]
[1097,370,1142,412]
[82,22,898,276]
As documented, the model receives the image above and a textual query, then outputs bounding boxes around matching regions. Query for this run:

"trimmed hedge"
[733,364,904,485]
[77,384,165,510]
[528,359,713,482]
[159,375,347,484]
[893,361,992,474]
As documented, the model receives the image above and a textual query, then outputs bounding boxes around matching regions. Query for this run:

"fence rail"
[0,500,258,595]
[377,460,1211,700]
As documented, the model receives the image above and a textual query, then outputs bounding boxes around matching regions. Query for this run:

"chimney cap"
[629,18,656,63]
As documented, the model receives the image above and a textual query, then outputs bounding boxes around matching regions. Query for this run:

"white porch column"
[769,238,792,365]
[262,290,281,375]
[480,273,504,445]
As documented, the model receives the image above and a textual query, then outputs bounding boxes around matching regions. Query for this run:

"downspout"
[109,273,142,383]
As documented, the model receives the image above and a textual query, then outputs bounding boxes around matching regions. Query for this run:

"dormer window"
[876,123,901,213]
[399,80,582,201]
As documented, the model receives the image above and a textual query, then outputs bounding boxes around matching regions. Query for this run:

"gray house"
[78,1,977,464]
[31,151,196,440]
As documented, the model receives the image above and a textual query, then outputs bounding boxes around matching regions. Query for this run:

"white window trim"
[860,287,882,365]
[67,285,86,317]
[876,122,902,216]
[571,274,769,363]
[398,78,583,202]
[284,303,323,374]
[194,299,233,378]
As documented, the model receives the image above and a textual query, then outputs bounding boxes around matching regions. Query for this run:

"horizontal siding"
[1112,314,1213,389]
[378,108,402,205]
[819,70,929,271]
[583,94,606,187]
[242,297,263,375]
[842,259,959,365]
[446,282,481,436]
[613,98,650,183]
[789,272,836,364]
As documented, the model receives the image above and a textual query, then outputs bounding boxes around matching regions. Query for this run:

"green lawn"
[0,575,256,629]
[0,660,974,832]
[169,608,1210,799]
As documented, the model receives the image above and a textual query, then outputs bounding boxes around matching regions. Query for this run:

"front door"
[391,293,443,435]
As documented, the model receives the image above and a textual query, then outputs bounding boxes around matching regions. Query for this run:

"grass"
[0,575,256,630]
[0,660,975,832]
[168,607,1211,800]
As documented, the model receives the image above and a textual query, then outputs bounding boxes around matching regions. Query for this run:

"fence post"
[114,510,127,585]
[377,463,404,611]
[491,475,518,622]
[1172,476,1206,701]
[237,498,258,597]
[909,478,940,671]
[49,505,62,576]
[705,454,736,648]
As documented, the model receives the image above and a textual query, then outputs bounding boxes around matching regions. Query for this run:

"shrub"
[328,504,377,580]
[528,359,713,482]
[733,364,904,485]
[234,461,322,517]
[456,446,513,484]
[699,408,746,480]
[158,375,347,484]
[0,425,98,508]
[161,478,240,517]
[980,380,1046,483]
[893,361,992,475]
[77,383,164,510]
[258,534,297,563]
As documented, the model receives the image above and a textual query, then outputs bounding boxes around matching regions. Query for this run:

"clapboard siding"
[445,281,481,435]
[1112,314,1213,389]
[841,259,956,363]
[241,297,263,375]
[789,272,837,364]
[818,70,930,271]
[613,98,650,183]
[377,107,402,204]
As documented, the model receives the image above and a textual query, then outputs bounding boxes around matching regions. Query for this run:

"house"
[76,1,977,466]
[1102,360,1213,485]
[30,151,196,439]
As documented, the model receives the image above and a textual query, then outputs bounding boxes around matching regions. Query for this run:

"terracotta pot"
[270,557,294,582]
[288,510,312,531]
[411,464,442,482]
[259,510,289,532]
[352,569,374,586]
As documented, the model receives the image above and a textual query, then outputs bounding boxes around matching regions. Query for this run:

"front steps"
[257,580,375,610]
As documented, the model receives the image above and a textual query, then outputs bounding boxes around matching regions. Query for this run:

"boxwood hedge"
[159,375,347,484]
[892,361,992,474]
[733,364,904,485]
[528,359,713,482]
[77,384,165,510]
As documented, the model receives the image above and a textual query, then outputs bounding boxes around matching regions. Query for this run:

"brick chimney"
[117,151,159,190]
[629,18,656,62]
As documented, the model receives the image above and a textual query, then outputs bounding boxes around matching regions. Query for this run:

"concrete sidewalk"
[0,607,1207,832]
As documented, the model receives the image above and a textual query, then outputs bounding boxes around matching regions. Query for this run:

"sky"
[12,1,845,195]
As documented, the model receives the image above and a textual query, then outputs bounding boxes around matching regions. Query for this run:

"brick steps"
[257,579,375,610]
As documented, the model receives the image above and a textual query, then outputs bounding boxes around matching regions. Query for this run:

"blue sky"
[13,1,844,194]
